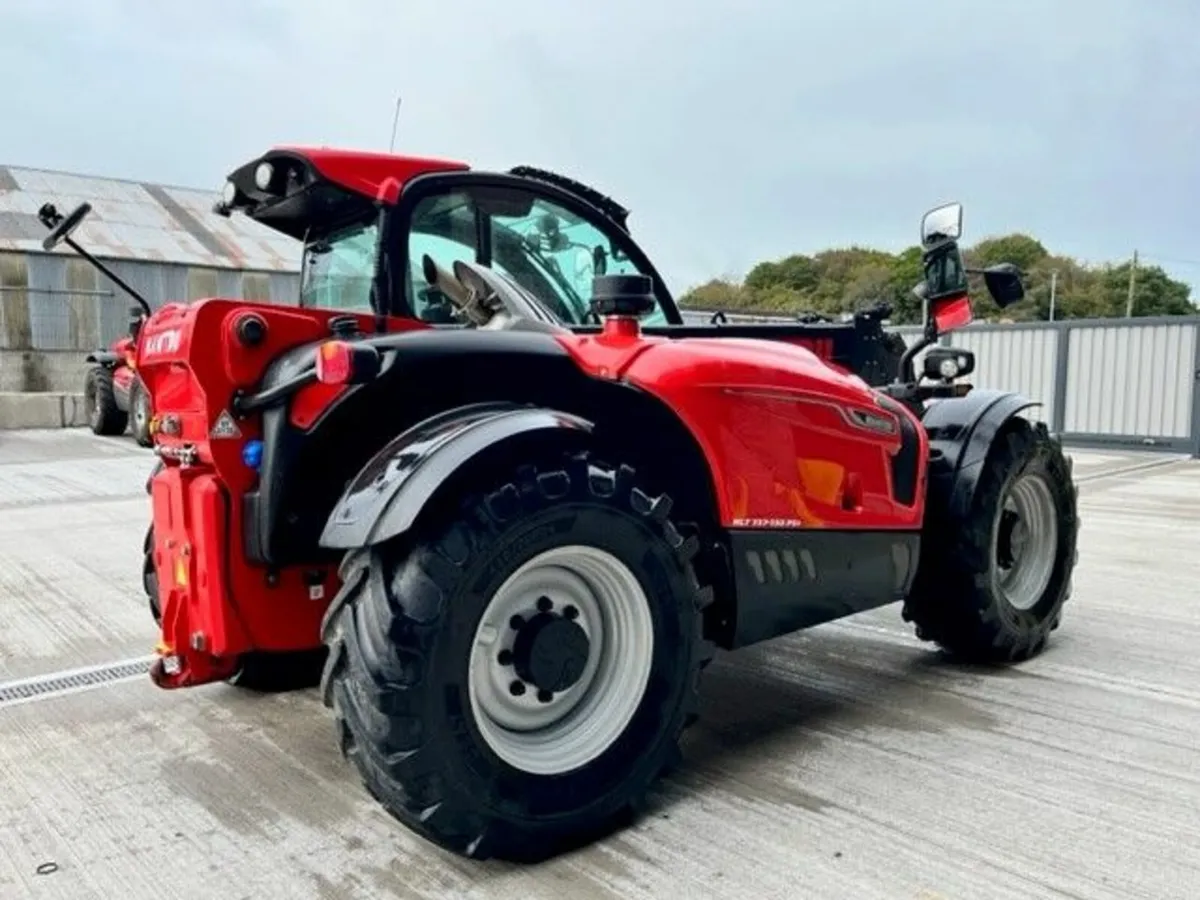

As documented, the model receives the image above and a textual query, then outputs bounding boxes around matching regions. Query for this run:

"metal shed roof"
[0,164,302,273]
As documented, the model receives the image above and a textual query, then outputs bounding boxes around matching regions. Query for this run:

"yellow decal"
[796,459,846,506]
[174,558,188,588]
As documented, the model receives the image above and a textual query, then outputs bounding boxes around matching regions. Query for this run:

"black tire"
[144,524,160,626]
[903,418,1079,662]
[130,376,153,447]
[320,451,715,861]
[84,366,127,436]
[142,524,326,692]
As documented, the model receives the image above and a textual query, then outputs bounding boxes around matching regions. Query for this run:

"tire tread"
[321,450,715,860]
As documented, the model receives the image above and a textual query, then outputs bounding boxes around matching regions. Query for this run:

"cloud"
[3,0,1199,293]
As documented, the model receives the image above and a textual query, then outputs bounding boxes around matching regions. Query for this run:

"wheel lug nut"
[497,649,513,666]
[509,615,525,630]
[563,605,579,620]
[509,680,526,697]
[537,689,553,704]
[536,595,553,613]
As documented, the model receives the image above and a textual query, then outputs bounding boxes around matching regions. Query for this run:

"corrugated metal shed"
[0,164,301,273]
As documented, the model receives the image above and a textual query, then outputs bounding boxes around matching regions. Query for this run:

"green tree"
[678,233,1198,324]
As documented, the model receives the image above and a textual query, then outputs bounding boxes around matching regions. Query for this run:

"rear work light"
[315,340,381,386]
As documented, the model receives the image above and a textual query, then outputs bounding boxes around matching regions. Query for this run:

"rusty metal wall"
[0,251,298,351]
[0,164,301,272]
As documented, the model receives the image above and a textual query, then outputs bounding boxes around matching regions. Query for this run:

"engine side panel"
[558,333,928,530]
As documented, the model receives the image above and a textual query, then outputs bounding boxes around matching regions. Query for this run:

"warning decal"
[210,410,242,439]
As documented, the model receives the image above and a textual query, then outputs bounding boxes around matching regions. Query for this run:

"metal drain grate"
[0,656,154,709]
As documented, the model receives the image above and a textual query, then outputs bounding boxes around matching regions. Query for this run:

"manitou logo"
[141,328,182,358]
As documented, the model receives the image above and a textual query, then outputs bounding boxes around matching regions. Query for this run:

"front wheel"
[84,367,127,436]
[903,418,1079,662]
[320,452,715,861]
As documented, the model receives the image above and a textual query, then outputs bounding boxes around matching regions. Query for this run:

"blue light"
[242,439,264,471]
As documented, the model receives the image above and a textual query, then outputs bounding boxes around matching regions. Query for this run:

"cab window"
[300,219,378,311]
[407,192,480,323]
[402,185,666,326]
[488,196,666,326]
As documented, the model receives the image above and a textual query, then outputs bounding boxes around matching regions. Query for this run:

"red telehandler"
[39,147,1078,862]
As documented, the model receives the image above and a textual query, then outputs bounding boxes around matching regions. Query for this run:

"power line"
[1133,252,1200,269]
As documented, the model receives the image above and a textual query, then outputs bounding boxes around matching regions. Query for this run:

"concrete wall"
[0,349,89,393]
[0,350,90,430]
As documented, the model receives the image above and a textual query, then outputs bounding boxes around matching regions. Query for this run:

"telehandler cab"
[41,147,1078,862]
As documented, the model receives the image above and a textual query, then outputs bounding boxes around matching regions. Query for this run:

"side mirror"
[922,346,975,381]
[37,202,93,251]
[921,202,962,247]
[982,262,1025,307]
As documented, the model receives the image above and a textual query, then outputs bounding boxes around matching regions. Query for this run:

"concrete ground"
[0,429,1197,900]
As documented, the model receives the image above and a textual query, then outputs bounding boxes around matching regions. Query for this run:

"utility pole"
[389,95,402,153]
[1049,269,1058,321]
[1125,249,1138,317]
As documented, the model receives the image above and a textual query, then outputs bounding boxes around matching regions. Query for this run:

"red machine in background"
[83,331,152,446]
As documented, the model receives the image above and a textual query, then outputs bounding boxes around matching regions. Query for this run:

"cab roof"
[268,146,470,204]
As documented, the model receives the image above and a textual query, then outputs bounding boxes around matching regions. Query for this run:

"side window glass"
[300,220,378,312]
[488,196,663,325]
[407,192,479,323]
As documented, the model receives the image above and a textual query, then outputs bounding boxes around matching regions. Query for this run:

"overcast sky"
[3,0,1198,295]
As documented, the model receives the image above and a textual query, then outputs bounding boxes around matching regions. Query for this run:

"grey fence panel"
[950,326,1059,426]
[891,317,1200,455]
[1062,320,1197,450]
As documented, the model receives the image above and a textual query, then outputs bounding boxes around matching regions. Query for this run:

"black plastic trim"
[876,394,921,505]
[726,529,921,649]
[319,401,594,549]
[921,389,1041,520]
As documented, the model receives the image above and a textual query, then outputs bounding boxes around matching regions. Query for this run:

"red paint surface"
[138,296,929,688]
[933,293,974,332]
[556,330,928,530]
[274,146,470,203]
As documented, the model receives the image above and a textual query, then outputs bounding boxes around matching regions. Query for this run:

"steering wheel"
[38,202,92,251]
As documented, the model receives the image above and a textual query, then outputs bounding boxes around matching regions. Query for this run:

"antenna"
[389,95,402,153]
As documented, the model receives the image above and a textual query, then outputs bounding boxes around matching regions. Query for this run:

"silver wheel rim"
[134,391,148,431]
[467,545,654,776]
[993,471,1059,611]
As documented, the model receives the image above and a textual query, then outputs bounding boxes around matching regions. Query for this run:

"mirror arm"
[61,235,153,318]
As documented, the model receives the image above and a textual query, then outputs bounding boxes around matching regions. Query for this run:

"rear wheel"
[320,452,715,861]
[130,376,153,447]
[84,367,127,436]
[903,419,1079,662]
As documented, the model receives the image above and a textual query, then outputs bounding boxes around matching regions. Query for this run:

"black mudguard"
[921,389,1043,521]
[85,350,122,367]
[319,401,594,550]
